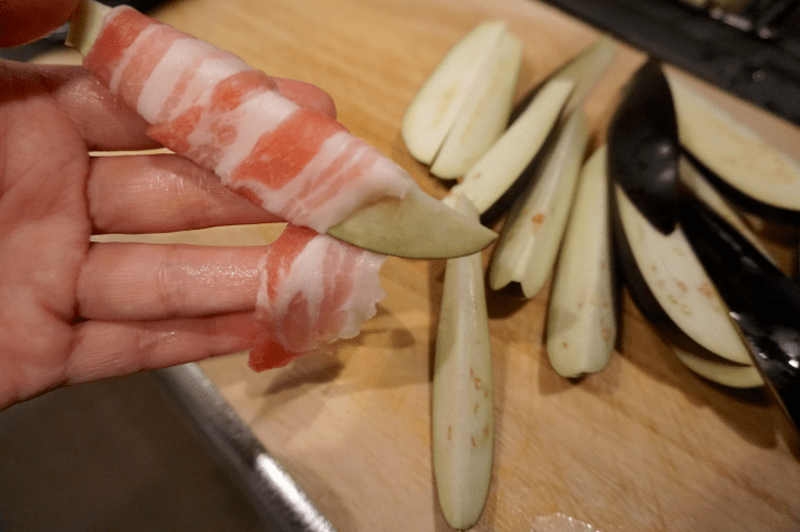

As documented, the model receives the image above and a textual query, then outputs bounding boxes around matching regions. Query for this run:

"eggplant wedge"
[607,60,680,235]
[612,197,761,388]
[64,0,107,55]
[402,21,521,178]
[450,36,614,219]
[488,109,589,298]
[679,157,778,265]
[680,197,800,428]
[512,35,615,121]
[608,60,753,366]
[546,145,616,377]
[667,72,800,214]
[429,30,522,179]
[613,184,752,365]
[432,194,493,530]
[448,78,575,216]
[672,346,764,389]
[328,186,497,259]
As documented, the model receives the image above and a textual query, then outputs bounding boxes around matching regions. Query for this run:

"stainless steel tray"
[154,364,338,532]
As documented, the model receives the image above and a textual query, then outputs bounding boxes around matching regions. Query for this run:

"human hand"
[0,0,335,408]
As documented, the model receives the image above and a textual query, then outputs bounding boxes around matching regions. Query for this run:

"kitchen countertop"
[48,0,800,529]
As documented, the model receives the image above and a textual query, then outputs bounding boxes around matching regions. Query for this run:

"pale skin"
[0,0,336,408]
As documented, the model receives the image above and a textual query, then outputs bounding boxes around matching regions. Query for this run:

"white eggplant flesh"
[402,21,509,166]
[66,0,110,55]
[430,31,522,179]
[666,73,800,212]
[433,194,493,531]
[672,346,764,389]
[488,109,589,298]
[448,77,575,213]
[546,146,616,377]
[552,35,615,115]
[447,36,613,213]
[614,184,753,365]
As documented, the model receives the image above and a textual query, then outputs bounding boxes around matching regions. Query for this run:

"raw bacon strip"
[249,225,387,370]
[82,5,397,368]
[83,5,411,233]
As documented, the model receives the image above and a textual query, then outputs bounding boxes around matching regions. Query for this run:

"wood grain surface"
[66,0,800,529]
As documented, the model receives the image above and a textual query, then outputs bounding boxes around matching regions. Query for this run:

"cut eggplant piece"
[65,0,110,56]
[546,145,616,377]
[430,31,522,179]
[612,208,760,388]
[666,72,800,213]
[447,78,575,215]
[432,194,493,531]
[449,37,614,218]
[512,35,615,122]
[607,60,680,235]
[328,185,497,259]
[488,109,589,298]
[672,346,764,389]
[679,197,800,429]
[559,36,614,114]
[402,21,510,167]
[606,61,770,377]
[679,157,778,265]
[613,184,752,365]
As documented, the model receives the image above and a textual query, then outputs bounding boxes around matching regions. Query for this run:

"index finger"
[41,63,337,151]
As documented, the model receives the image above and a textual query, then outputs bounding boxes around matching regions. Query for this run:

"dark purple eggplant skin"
[683,151,800,226]
[607,60,680,235]
[680,196,800,429]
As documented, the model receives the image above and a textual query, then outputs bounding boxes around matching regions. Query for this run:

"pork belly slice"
[250,225,386,370]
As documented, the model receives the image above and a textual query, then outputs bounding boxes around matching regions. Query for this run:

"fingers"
[42,68,339,234]
[67,312,260,384]
[16,64,339,235]
[39,64,163,151]
[37,65,337,152]
[2,63,337,155]
[273,77,337,118]
[87,153,283,234]
[77,242,267,321]
[0,0,80,47]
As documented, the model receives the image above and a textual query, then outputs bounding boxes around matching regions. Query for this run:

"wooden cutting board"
[75,0,800,529]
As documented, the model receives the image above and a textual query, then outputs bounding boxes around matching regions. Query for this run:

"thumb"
[0,0,81,48]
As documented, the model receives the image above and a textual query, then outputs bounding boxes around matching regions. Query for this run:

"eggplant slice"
[609,59,800,429]
[607,59,680,235]
[680,197,800,429]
